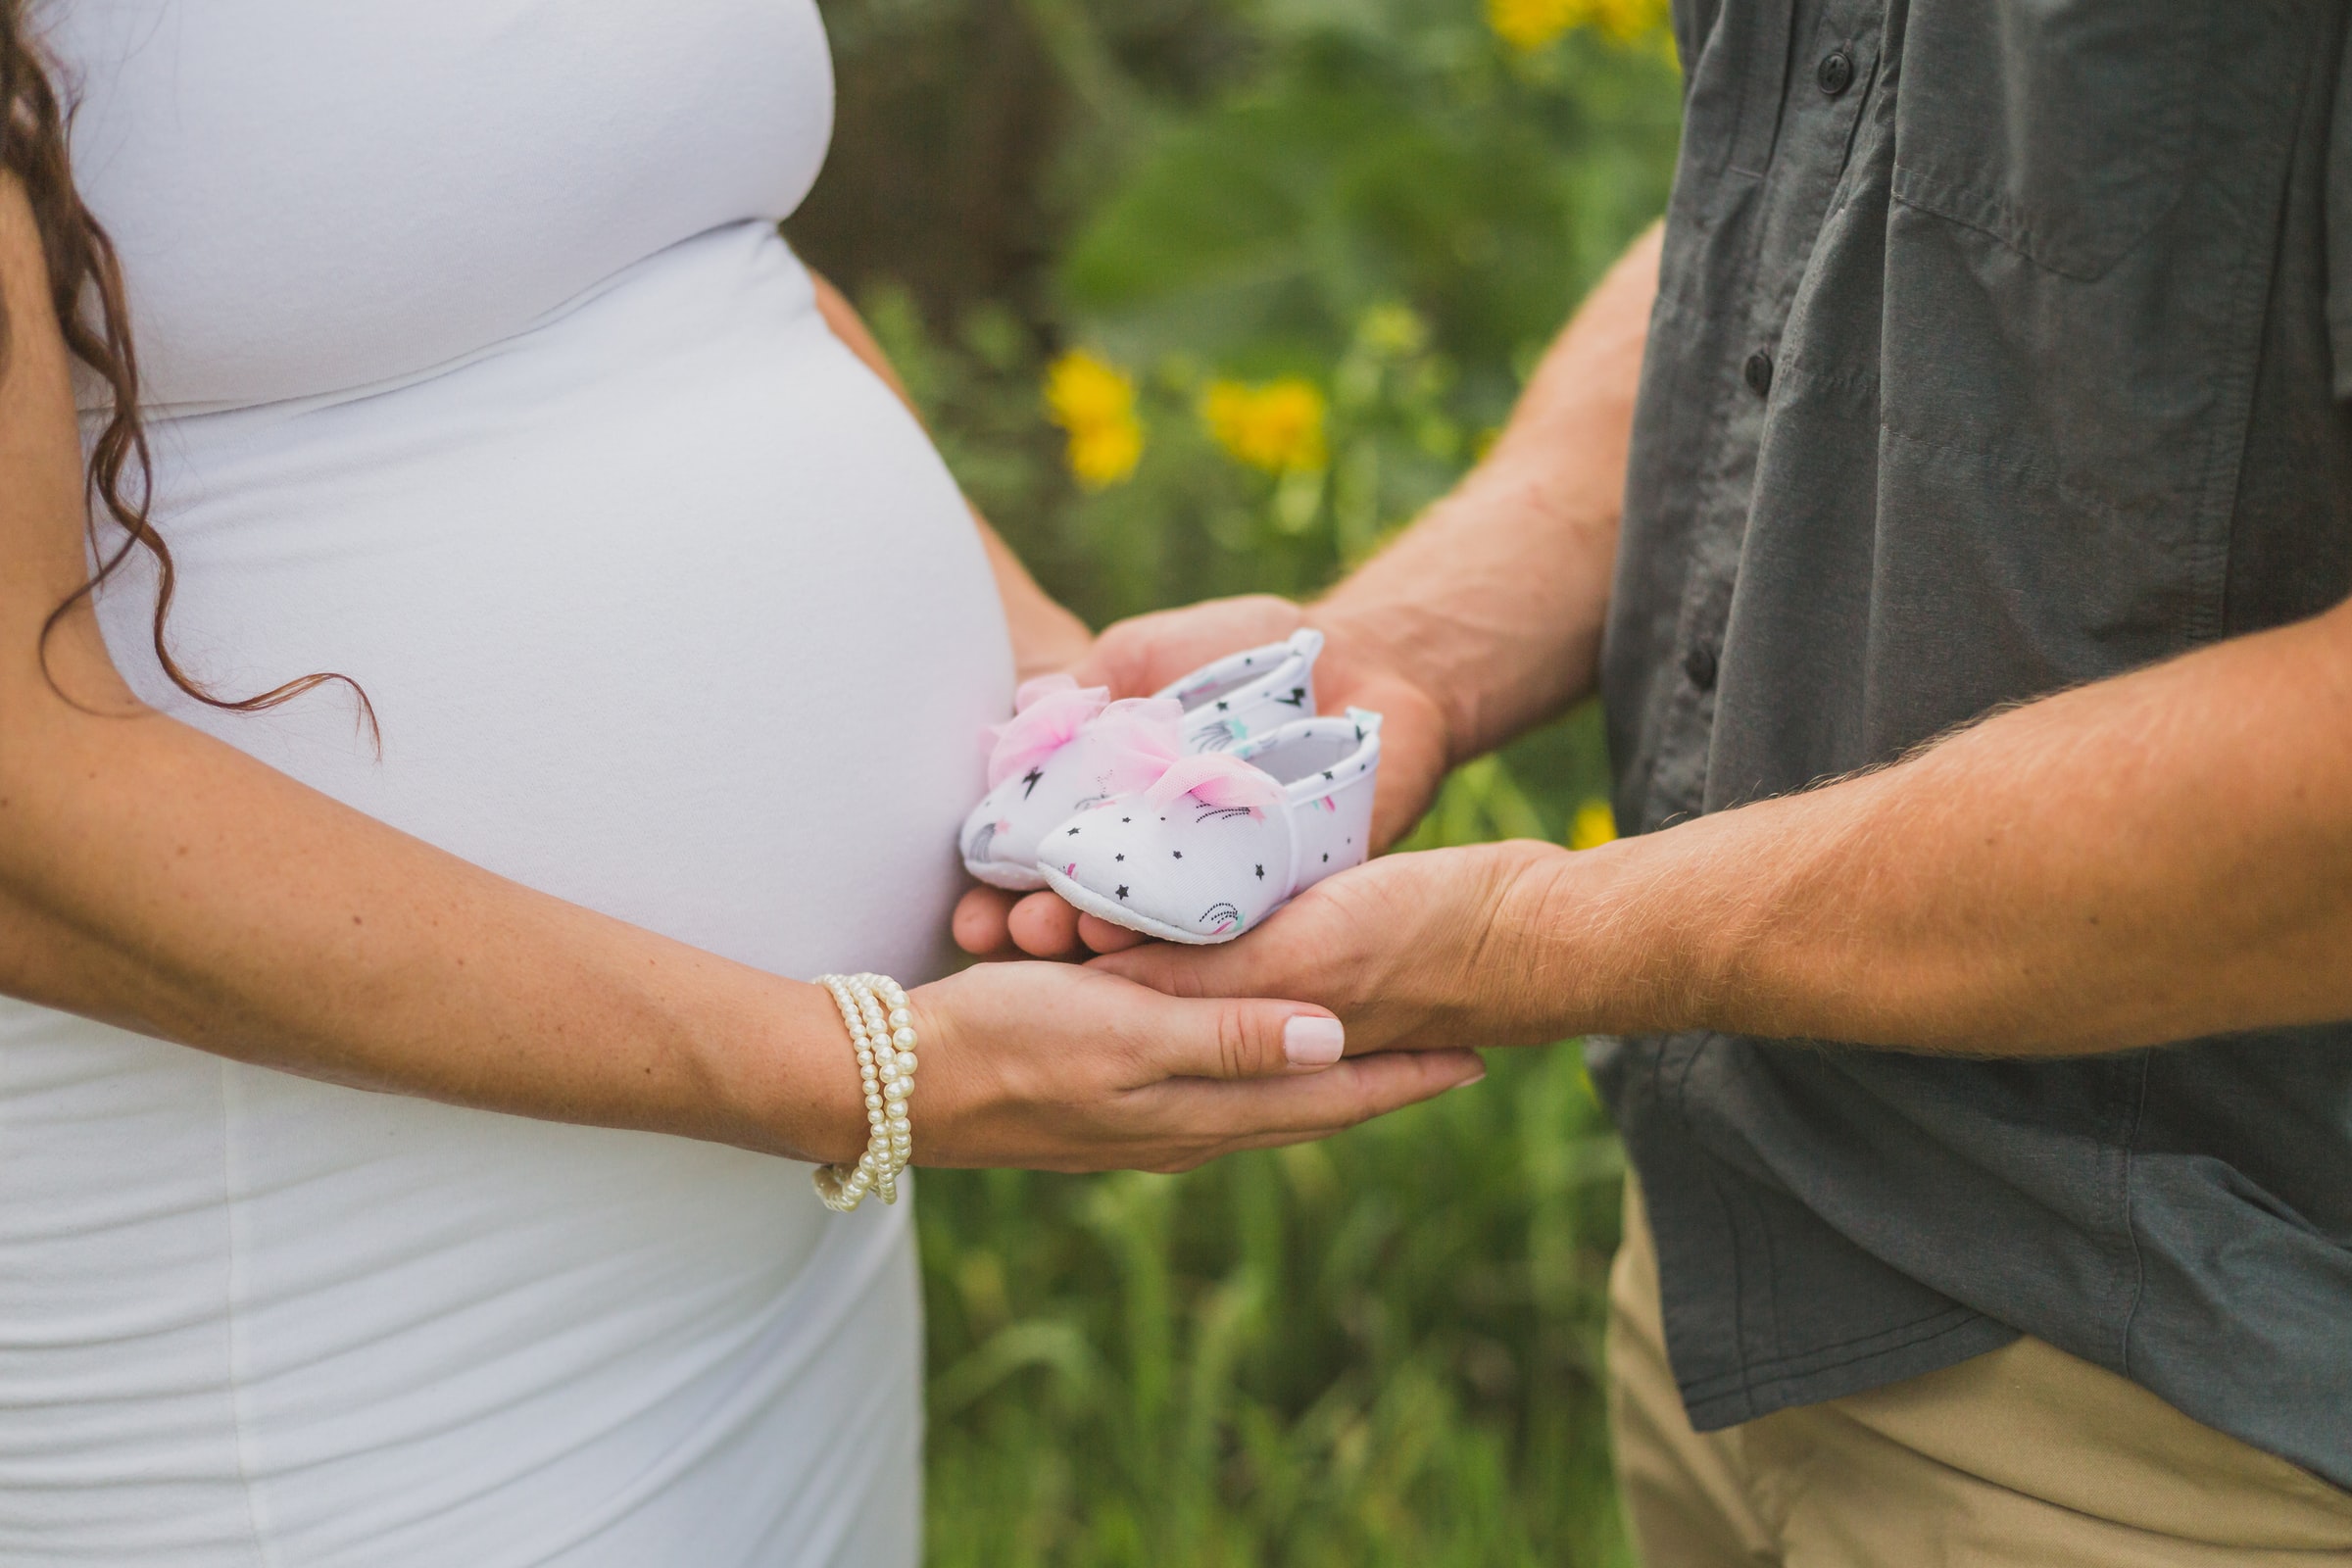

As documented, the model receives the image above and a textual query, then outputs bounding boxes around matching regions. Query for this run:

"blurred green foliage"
[793,1,1681,1560]
[919,1054,1631,1567]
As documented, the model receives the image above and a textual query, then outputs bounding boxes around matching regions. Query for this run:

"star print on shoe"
[958,680,1184,890]
[1038,710,1383,944]
[960,629,1328,889]
[1160,628,1326,753]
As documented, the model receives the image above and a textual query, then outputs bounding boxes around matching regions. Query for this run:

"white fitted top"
[1,5,1011,1563]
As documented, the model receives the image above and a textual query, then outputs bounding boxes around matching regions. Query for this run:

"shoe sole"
[964,858,1050,892]
[1038,864,1236,946]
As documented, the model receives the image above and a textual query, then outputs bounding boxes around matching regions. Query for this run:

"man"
[958,0,2352,1561]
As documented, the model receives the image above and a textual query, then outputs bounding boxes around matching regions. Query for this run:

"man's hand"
[1083,596,1456,848]
[949,594,1456,960]
[949,224,1664,964]
[1083,840,1575,1055]
[1108,592,2352,1060]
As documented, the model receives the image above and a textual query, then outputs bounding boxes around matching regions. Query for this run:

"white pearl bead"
[812,973,916,1214]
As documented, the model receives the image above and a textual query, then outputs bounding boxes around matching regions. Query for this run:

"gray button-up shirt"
[1590,0,2352,1486]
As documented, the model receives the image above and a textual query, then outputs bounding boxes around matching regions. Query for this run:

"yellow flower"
[1487,0,1578,52]
[1066,416,1144,489]
[1200,377,1328,474]
[1488,0,1666,51]
[1568,798,1618,851]
[1045,350,1143,489]
[1046,350,1133,431]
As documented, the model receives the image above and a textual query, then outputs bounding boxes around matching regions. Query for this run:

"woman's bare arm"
[0,181,1478,1170]
[0,187,864,1155]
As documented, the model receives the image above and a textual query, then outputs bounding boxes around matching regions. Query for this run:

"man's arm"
[1308,220,1659,773]
[1099,592,2352,1057]
[957,224,1662,956]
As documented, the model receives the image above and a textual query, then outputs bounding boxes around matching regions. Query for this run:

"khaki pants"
[1607,1181,2352,1566]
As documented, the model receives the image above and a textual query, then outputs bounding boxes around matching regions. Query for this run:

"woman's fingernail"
[1283,1015,1346,1067]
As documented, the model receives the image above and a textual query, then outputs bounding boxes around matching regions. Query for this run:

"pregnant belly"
[28,225,1004,1556]
[101,221,1012,975]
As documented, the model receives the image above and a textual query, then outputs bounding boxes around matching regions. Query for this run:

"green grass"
[918,1046,1630,1567]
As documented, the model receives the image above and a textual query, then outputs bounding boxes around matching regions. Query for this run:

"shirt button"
[1742,349,1774,397]
[1817,49,1854,96]
[1684,639,1720,693]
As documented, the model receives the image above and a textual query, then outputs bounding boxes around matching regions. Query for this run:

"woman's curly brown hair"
[3,0,370,734]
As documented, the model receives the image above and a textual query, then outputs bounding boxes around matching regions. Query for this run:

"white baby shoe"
[1159,626,1323,752]
[1036,709,1382,944]
[959,628,1326,891]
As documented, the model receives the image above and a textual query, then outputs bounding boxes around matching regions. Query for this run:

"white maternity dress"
[0,3,1012,1563]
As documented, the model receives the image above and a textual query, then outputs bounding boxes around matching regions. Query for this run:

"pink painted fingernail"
[1283,1015,1346,1068]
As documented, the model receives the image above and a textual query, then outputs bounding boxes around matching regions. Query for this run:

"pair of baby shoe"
[960,629,1383,944]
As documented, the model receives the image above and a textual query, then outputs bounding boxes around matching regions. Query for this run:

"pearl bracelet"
[810,972,916,1213]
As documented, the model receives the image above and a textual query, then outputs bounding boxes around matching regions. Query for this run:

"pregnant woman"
[0,3,1479,1562]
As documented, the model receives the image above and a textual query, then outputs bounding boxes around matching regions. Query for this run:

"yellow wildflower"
[1200,377,1328,474]
[1488,0,1666,51]
[1045,350,1143,489]
[1568,798,1618,851]
[1488,0,1578,52]
[1066,417,1144,490]
[1046,350,1133,430]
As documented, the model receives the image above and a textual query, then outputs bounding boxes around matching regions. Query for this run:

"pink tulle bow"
[1143,750,1285,813]
[985,674,1108,789]
[1084,698,1188,795]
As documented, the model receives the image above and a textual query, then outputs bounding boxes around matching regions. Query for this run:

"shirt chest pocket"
[1889,0,2213,281]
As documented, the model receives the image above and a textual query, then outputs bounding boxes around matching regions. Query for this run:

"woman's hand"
[950,594,1456,959]
[1084,840,1580,1058]
[896,959,1486,1172]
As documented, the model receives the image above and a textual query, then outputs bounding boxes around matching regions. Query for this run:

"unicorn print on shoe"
[1037,709,1382,944]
